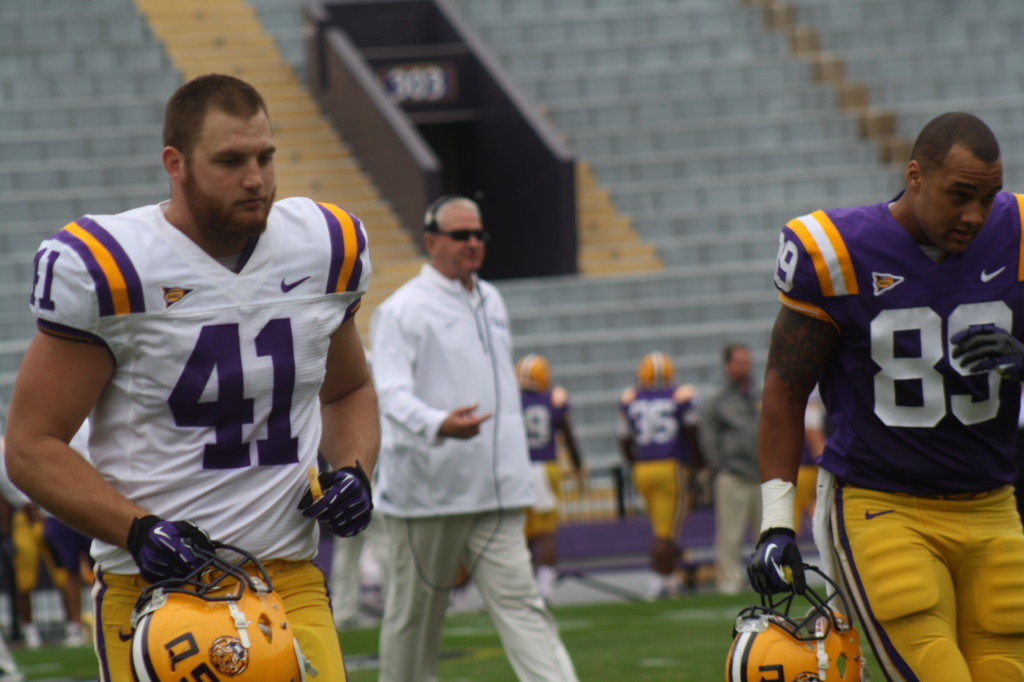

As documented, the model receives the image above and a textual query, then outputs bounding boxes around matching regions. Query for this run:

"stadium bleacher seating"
[3,0,1024,489]
[782,0,1024,186]
[0,0,171,397]
[446,0,899,473]
[442,0,1024,476]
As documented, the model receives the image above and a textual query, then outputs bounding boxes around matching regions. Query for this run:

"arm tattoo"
[766,307,838,397]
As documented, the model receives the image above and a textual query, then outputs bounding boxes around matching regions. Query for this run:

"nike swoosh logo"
[281,276,311,292]
[764,543,786,581]
[152,527,171,540]
[864,509,895,520]
[981,266,1006,282]
[118,629,134,642]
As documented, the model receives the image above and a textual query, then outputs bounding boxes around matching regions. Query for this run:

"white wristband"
[759,478,795,534]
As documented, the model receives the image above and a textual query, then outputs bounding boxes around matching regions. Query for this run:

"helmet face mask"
[636,351,675,390]
[130,543,308,682]
[726,566,864,682]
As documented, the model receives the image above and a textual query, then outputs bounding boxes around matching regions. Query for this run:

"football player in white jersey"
[4,74,379,681]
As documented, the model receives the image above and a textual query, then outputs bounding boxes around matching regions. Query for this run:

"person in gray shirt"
[698,343,761,594]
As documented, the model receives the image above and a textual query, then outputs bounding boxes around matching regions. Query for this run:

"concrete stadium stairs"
[242,0,664,277]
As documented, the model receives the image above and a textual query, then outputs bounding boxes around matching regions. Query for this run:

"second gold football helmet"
[516,353,551,393]
[636,351,676,390]
[726,566,864,682]
[130,543,308,682]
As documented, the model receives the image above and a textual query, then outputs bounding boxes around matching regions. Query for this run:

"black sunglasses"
[435,229,489,243]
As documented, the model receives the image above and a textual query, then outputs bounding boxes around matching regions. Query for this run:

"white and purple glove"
[298,462,373,538]
[126,515,215,584]
[747,528,806,595]
[951,324,1024,380]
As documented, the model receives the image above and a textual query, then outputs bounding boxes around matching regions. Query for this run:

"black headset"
[423,194,463,233]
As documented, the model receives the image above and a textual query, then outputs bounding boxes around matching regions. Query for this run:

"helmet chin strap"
[227,600,252,649]
[814,616,829,680]
[294,638,316,680]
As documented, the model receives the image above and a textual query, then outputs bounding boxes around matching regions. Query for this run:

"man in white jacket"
[371,196,579,682]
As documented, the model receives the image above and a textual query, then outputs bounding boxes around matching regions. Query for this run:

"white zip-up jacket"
[370,264,534,517]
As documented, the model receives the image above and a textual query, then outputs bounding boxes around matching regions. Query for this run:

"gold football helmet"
[636,351,675,390]
[726,566,864,682]
[130,543,308,682]
[516,353,551,393]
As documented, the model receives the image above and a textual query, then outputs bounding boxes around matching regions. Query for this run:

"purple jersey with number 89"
[775,193,1024,494]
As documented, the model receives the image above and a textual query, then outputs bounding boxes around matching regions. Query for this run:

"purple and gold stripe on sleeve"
[36,319,108,347]
[778,292,838,329]
[786,210,858,297]
[317,202,366,295]
[344,298,362,321]
[54,218,145,317]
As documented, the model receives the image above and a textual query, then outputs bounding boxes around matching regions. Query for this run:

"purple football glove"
[126,515,214,584]
[298,462,373,538]
[951,324,1024,380]
[747,528,806,595]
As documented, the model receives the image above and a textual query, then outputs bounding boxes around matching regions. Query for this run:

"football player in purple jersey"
[619,351,701,599]
[749,112,1024,681]
[516,354,585,604]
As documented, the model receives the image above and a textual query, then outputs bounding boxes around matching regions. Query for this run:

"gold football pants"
[633,459,688,540]
[832,484,1024,681]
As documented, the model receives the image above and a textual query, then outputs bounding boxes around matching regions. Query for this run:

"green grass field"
[10,591,880,681]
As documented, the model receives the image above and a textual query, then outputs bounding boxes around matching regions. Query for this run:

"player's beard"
[182,168,275,246]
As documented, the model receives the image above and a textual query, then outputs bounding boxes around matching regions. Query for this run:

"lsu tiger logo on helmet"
[130,542,309,682]
[516,353,551,393]
[636,351,675,390]
[725,565,864,682]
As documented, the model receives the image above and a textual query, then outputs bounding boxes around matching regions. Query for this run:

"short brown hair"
[722,342,748,364]
[163,74,269,157]
[910,112,1000,170]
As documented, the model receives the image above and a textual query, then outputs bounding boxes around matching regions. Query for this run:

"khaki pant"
[329,512,388,624]
[713,470,762,594]
[379,509,578,682]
